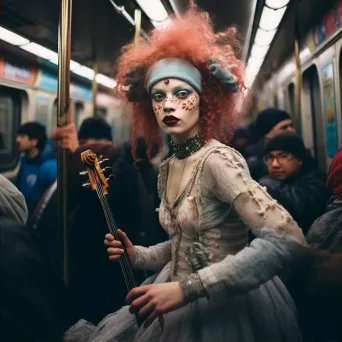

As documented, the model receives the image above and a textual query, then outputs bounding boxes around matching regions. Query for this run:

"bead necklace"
[170,133,206,160]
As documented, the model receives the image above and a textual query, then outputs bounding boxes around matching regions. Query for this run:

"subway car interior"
[2,0,342,341]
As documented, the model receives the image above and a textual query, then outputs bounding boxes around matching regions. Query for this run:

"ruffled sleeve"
[195,147,307,301]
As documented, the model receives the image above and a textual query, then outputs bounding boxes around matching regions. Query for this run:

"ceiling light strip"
[245,4,288,87]
[0,26,117,88]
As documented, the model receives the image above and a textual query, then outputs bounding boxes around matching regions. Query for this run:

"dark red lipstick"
[162,115,180,126]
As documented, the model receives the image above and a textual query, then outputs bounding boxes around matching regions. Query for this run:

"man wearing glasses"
[259,132,328,234]
[248,108,296,180]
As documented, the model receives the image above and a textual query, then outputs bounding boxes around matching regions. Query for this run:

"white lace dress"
[65,140,306,342]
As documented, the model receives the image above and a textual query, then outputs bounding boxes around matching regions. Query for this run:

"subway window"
[0,86,22,171]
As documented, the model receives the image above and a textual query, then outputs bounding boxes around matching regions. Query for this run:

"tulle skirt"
[64,262,302,342]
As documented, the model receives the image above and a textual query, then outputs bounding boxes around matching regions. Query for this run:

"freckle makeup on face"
[151,82,200,118]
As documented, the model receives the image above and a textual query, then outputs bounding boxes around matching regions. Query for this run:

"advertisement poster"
[338,0,342,24]
[37,70,58,91]
[321,61,339,157]
[37,70,92,102]
[36,95,50,127]
[0,57,35,85]
[307,1,342,52]
[324,9,338,38]
[70,84,92,102]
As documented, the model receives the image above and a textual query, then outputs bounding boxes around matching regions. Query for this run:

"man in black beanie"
[78,117,113,145]
[247,108,296,180]
[256,108,295,144]
[259,132,328,234]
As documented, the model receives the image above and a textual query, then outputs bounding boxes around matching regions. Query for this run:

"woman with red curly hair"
[65,3,306,342]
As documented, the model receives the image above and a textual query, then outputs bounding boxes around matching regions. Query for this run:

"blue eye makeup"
[151,90,165,101]
[151,86,194,101]
[174,87,193,98]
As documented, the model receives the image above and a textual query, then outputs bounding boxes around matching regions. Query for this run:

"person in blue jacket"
[16,122,57,216]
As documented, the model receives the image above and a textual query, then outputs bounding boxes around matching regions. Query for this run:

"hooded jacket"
[16,140,57,215]
[0,175,28,225]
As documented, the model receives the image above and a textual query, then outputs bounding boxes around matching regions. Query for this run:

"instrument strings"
[93,173,137,290]
[89,165,160,329]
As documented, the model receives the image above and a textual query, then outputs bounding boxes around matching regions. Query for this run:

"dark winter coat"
[306,198,342,252]
[0,218,68,342]
[259,162,328,234]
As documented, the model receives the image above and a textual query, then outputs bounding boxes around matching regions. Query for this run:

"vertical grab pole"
[92,62,98,116]
[57,0,72,285]
[294,1,302,132]
[92,0,98,117]
[134,9,142,43]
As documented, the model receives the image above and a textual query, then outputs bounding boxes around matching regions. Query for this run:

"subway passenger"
[259,132,328,234]
[306,147,342,251]
[0,175,67,342]
[226,126,250,158]
[16,122,57,216]
[283,149,342,341]
[247,108,296,180]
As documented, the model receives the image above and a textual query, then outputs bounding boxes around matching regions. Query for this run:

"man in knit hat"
[248,108,296,180]
[256,108,295,144]
[16,122,57,216]
[259,132,328,234]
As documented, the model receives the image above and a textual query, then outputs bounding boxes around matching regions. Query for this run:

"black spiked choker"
[170,133,206,159]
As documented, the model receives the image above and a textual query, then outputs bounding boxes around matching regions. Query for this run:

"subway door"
[318,47,339,170]
[302,63,326,171]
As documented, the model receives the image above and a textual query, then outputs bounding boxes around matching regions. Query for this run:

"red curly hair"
[114,1,245,157]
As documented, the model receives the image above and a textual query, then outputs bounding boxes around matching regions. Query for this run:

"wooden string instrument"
[80,149,144,327]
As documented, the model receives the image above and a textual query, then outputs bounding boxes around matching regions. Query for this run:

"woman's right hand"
[104,229,136,264]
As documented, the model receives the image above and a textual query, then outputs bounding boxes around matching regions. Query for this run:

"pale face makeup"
[151,78,200,142]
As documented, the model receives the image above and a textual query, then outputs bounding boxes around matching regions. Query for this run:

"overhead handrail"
[109,0,148,39]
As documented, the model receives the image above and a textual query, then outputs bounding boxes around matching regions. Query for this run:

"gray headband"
[146,58,202,94]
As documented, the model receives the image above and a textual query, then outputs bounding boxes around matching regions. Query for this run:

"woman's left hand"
[126,282,188,328]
